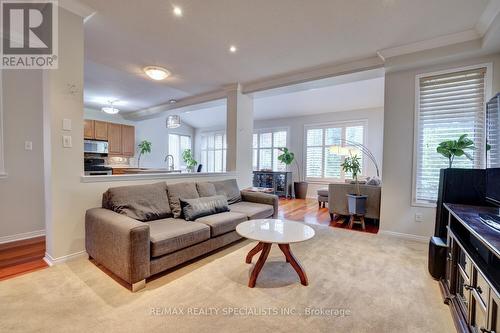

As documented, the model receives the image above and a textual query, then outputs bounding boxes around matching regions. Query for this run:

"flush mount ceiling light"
[173,5,182,17]
[102,101,120,114]
[229,45,237,53]
[169,99,177,104]
[166,115,181,129]
[144,66,170,81]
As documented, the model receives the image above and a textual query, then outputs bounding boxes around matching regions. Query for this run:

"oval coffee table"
[236,219,315,288]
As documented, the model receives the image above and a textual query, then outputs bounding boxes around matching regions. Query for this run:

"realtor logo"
[1,0,58,68]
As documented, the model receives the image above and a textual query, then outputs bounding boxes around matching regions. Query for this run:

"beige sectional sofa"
[85,179,278,291]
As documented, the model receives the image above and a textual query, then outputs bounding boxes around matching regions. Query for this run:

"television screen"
[486,168,500,206]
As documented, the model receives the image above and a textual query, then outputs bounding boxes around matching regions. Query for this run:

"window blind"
[487,95,499,167]
[415,67,486,204]
[253,129,287,171]
[200,132,226,172]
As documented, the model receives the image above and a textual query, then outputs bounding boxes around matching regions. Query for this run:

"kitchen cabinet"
[107,123,122,155]
[94,121,108,141]
[121,125,135,157]
[84,120,94,139]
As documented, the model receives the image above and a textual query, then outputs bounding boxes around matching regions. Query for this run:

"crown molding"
[476,0,500,36]
[58,0,95,20]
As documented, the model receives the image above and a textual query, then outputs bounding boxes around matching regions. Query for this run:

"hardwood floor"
[278,198,379,234]
[0,236,48,281]
[0,198,376,282]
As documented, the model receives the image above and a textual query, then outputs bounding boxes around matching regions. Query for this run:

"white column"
[225,84,254,188]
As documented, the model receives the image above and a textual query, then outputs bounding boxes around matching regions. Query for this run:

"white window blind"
[200,132,226,172]
[487,94,500,168]
[168,134,192,169]
[253,129,287,171]
[414,67,487,204]
[305,123,365,181]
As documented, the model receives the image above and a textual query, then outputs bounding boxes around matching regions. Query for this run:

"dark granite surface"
[445,203,500,258]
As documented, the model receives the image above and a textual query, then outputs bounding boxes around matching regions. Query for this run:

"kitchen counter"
[80,171,237,183]
[121,168,182,174]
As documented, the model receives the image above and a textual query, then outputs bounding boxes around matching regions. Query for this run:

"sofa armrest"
[85,208,150,284]
[241,191,279,218]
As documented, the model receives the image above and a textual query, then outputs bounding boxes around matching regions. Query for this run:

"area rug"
[0,224,454,332]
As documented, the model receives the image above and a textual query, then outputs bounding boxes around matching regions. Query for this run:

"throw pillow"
[196,182,217,197]
[211,179,242,204]
[167,182,200,218]
[180,195,230,221]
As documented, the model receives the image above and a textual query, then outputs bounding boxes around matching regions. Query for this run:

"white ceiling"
[179,76,384,128]
[81,0,491,112]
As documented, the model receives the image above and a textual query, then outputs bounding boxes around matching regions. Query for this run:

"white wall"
[254,107,385,197]
[0,70,45,241]
[134,114,194,168]
[380,53,500,239]
[83,108,136,125]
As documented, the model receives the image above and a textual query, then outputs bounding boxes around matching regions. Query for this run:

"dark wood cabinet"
[252,171,293,198]
[442,204,499,333]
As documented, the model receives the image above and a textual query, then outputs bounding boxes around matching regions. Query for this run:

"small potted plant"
[436,134,475,168]
[341,154,367,215]
[278,147,308,199]
[182,149,198,172]
[137,140,152,168]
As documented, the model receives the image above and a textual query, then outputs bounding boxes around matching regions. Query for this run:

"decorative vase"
[294,181,308,199]
[347,194,368,215]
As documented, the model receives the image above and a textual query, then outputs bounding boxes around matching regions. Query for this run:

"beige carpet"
[0,225,454,333]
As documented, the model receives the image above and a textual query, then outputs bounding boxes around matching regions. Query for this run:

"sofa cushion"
[211,179,241,204]
[102,182,171,222]
[195,212,247,237]
[146,218,210,257]
[180,195,229,221]
[317,188,329,197]
[229,201,274,220]
[196,182,217,197]
[167,182,200,218]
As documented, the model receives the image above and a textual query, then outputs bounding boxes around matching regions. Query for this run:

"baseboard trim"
[378,230,429,243]
[0,230,45,244]
[43,251,87,266]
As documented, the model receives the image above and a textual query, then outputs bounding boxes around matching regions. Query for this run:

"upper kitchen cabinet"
[108,123,122,155]
[94,121,108,141]
[121,125,135,157]
[84,120,94,139]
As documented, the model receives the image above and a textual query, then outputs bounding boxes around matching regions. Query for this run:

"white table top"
[236,219,315,244]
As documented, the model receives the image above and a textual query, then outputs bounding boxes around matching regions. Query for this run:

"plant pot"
[347,194,368,215]
[294,181,308,199]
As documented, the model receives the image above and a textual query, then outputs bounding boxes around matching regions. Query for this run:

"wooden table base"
[245,242,308,288]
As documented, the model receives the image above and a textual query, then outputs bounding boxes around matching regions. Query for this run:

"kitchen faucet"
[164,154,174,171]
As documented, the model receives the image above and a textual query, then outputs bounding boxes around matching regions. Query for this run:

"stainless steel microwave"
[84,140,109,154]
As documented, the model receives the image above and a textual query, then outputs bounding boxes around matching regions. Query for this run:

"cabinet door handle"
[479,327,494,333]
[463,284,474,291]
[475,286,483,294]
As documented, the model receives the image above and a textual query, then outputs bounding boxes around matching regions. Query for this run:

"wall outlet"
[25,141,33,151]
[415,213,424,223]
[63,135,72,148]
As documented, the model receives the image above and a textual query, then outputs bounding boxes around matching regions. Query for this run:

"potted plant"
[436,134,475,168]
[341,154,367,215]
[182,149,198,172]
[137,140,152,168]
[278,147,308,199]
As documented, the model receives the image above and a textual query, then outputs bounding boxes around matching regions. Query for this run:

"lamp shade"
[166,115,181,129]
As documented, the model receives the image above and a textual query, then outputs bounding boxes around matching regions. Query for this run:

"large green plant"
[182,149,198,172]
[278,147,303,181]
[436,134,475,168]
[341,154,362,196]
[137,140,152,168]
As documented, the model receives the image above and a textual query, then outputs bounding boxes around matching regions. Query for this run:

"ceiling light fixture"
[166,115,181,129]
[102,101,120,114]
[229,45,237,53]
[169,99,177,104]
[144,66,170,81]
[173,6,182,17]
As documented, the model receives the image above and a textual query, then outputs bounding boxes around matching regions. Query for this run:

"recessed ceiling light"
[143,66,170,81]
[229,45,237,53]
[173,6,182,17]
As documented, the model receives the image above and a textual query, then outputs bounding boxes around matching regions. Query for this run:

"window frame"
[252,127,290,172]
[303,120,368,183]
[200,130,227,173]
[167,133,192,170]
[412,63,493,207]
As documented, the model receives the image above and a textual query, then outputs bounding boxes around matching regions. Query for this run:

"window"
[414,66,489,205]
[168,134,192,169]
[305,122,365,181]
[252,129,288,171]
[200,132,226,172]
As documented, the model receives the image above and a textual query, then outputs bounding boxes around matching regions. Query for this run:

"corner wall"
[380,53,500,238]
